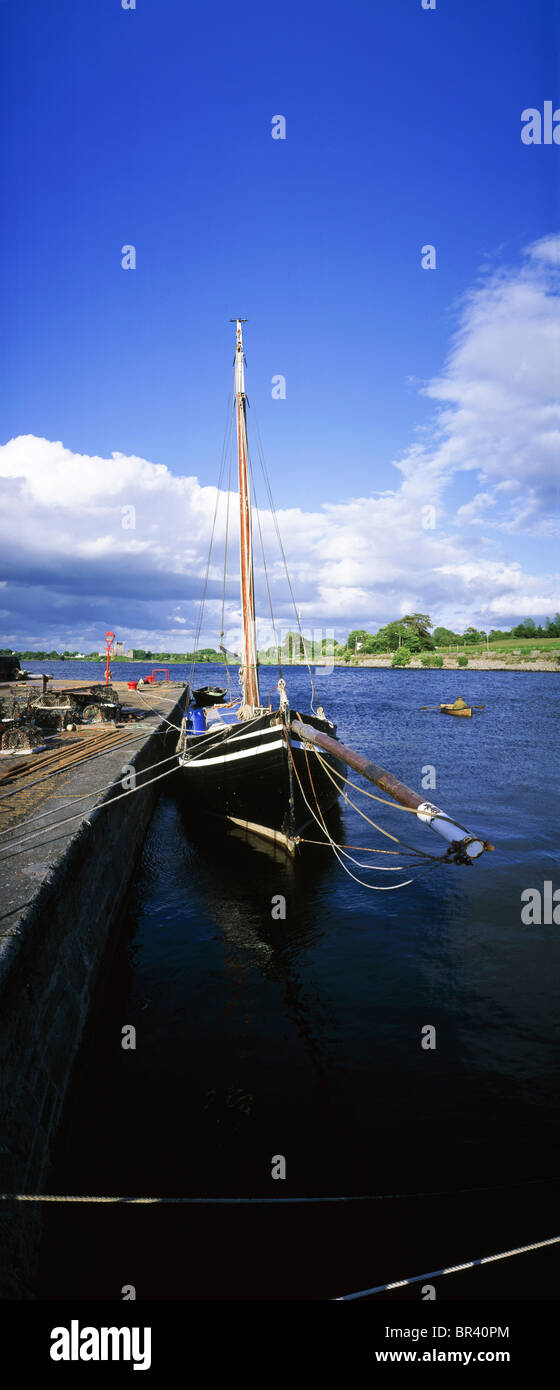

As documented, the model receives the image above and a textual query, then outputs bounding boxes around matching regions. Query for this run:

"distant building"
[98,640,126,657]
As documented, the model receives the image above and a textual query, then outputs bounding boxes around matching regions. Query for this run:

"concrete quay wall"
[0,686,188,1297]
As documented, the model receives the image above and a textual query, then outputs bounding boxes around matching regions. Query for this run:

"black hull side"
[177,711,341,851]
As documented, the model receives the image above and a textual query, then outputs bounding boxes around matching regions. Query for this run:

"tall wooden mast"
[233,318,260,710]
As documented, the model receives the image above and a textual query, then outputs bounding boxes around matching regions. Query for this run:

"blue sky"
[1,0,559,651]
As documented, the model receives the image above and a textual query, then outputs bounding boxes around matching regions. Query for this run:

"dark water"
[36,664,559,1299]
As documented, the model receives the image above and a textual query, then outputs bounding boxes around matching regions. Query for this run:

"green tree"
[401,631,423,653]
[384,615,433,651]
[382,622,408,651]
[365,626,392,652]
[346,629,370,652]
[432,627,456,647]
[402,613,433,643]
[512,619,536,639]
[282,632,306,659]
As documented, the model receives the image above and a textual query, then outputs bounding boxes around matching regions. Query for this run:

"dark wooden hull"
[177,710,341,852]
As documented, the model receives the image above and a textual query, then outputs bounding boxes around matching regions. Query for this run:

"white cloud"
[1,237,560,647]
[529,235,560,266]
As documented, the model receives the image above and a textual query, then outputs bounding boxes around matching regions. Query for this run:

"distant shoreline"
[13,656,559,674]
[331,658,559,672]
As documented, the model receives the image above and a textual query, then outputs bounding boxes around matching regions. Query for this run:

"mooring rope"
[126,685,187,734]
[332,1234,560,1301]
[0,749,181,840]
[0,724,155,802]
[1,1173,557,1206]
[178,710,273,764]
[0,760,180,859]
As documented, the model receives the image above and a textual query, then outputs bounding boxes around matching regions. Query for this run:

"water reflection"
[174,795,344,1087]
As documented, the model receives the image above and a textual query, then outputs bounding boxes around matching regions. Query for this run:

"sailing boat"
[177,321,493,870]
[176,319,342,855]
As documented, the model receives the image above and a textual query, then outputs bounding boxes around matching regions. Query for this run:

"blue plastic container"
[190,706,207,733]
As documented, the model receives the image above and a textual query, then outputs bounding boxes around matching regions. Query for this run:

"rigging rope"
[188,344,320,711]
[188,374,236,688]
[247,445,283,681]
[218,416,234,700]
[283,727,448,890]
[295,715,443,863]
[314,749,478,837]
[250,403,318,709]
[303,739,448,886]
[311,745,445,862]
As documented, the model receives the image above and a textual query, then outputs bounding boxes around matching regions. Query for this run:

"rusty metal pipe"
[290,719,492,863]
